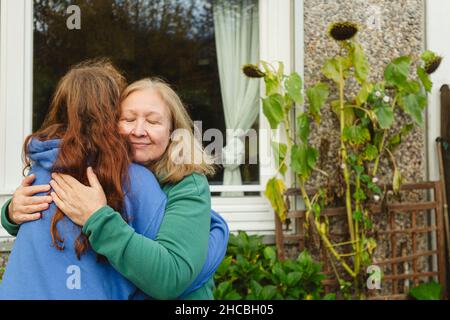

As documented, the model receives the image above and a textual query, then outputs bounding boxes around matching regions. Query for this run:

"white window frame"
[0,0,33,239]
[0,0,296,238]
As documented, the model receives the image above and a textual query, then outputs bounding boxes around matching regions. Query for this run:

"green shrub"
[213,230,335,300]
[409,281,442,300]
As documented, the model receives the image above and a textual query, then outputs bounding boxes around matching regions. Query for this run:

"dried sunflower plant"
[243,21,442,296]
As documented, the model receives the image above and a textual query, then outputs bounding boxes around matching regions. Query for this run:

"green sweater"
[1,173,214,300]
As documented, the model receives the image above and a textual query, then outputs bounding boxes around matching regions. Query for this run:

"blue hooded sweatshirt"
[0,138,228,300]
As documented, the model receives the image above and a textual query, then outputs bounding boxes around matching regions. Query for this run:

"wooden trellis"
[276,181,448,300]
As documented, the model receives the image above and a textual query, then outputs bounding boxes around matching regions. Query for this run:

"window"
[33,0,261,194]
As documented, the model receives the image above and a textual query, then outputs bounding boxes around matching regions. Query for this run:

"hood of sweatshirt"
[27,138,61,170]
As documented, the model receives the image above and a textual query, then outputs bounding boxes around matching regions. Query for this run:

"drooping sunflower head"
[242,64,266,78]
[328,21,359,41]
[425,56,442,74]
[421,51,443,74]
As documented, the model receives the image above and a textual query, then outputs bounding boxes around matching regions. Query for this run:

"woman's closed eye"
[146,118,161,125]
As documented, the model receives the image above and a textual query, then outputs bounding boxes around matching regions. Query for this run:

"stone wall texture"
[303,0,425,187]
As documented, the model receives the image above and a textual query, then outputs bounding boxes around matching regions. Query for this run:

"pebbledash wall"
[304,0,426,187]
[1,0,450,269]
[301,0,450,187]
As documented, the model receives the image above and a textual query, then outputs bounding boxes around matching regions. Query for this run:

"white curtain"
[213,0,259,196]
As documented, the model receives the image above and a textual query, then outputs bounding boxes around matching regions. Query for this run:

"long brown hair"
[23,59,131,259]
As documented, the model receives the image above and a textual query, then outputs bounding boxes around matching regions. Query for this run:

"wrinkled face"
[119,89,171,164]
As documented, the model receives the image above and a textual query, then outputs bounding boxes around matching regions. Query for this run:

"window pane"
[33,0,259,186]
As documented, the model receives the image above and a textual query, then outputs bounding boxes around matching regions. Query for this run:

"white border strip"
[425,0,450,181]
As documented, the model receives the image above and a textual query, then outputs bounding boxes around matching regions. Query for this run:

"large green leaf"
[409,281,442,300]
[362,144,379,161]
[384,56,411,89]
[343,125,371,146]
[399,92,427,125]
[374,105,394,129]
[249,280,263,298]
[296,113,310,143]
[306,82,329,123]
[322,58,340,83]
[352,43,370,83]
[263,246,277,264]
[265,178,287,222]
[285,72,304,105]
[260,285,278,300]
[216,255,232,273]
[417,66,432,93]
[290,145,304,177]
[297,250,313,266]
[307,147,319,169]
[291,144,318,179]
[402,80,421,93]
[262,94,285,129]
[216,281,232,297]
[286,272,302,287]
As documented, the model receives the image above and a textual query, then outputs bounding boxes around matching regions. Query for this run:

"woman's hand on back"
[50,167,107,226]
[8,174,52,225]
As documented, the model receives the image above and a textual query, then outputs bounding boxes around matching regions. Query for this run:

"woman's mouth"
[132,142,151,149]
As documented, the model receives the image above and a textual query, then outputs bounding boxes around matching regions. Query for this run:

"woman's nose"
[131,120,147,137]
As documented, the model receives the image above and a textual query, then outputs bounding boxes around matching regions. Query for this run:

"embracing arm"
[1,174,52,236]
[81,174,211,300]
[1,199,19,236]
